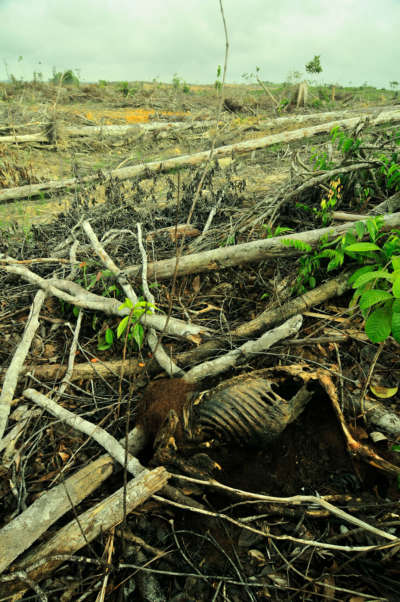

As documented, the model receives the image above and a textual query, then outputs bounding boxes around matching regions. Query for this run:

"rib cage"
[191,376,312,447]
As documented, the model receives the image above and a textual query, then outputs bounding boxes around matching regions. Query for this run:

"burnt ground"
[0,81,400,600]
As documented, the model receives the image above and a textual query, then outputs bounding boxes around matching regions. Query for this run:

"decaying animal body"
[137,369,314,455]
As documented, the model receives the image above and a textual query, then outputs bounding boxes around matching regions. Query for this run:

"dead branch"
[184,314,303,383]
[23,388,146,476]
[164,475,398,544]
[1,110,400,203]
[371,190,400,214]
[0,421,203,578]
[252,104,399,129]
[82,219,138,305]
[344,394,400,438]
[0,290,46,441]
[1,259,212,340]
[137,222,183,377]
[234,272,350,337]
[7,357,143,383]
[54,308,83,401]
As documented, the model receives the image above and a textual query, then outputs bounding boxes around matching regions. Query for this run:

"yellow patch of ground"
[65,107,189,124]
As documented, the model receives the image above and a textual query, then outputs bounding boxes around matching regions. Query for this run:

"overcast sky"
[0,0,398,88]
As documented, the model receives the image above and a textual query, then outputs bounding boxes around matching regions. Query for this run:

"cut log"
[125,212,400,281]
[0,466,167,596]
[1,110,400,203]
[0,120,217,144]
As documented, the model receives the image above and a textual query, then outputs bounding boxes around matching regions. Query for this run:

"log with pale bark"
[0,120,218,144]
[256,104,398,128]
[125,211,400,281]
[0,466,167,596]
[1,110,399,203]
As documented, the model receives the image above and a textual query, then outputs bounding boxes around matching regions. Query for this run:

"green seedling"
[379,154,400,191]
[263,225,293,238]
[97,327,114,351]
[330,126,361,156]
[220,234,236,247]
[315,178,343,225]
[310,148,334,171]
[117,297,156,350]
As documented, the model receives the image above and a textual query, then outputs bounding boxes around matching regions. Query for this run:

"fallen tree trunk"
[125,212,400,281]
[1,104,392,145]
[1,110,400,203]
[0,120,217,144]
[65,119,217,137]
[0,132,47,143]
[257,104,397,129]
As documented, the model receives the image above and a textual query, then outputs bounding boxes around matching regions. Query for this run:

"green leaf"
[366,219,378,242]
[133,323,144,348]
[117,316,130,338]
[281,239,312,252]
[105,328,114,345]
[355,221,366,239]
[359,290,393,310]
[365,306,392,343]
[345,242,381,252]
[353,270,393,288]
[97,341,111,351]
[392,299,400,313]
[118,297,133,311]
[391,311,400,343]
[392,276,400,298]
[392,256,400,271]
[343,231,356,247]
[348,265,377,285]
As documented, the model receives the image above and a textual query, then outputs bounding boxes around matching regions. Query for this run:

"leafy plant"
[52,69,79,86]
[214,65,222,91]
[330,126,361,156]
[305,55,322,76]
[346,227,400,343]
[118,81,130,97]
[97,327,115,351]
[75,264,120,297]
[263,225,293,238]
[315,178,343,225]
[284,217,385,296]
[310,148,334,171]
[220,234,236,246]
[379,153,400,192]
[117,297,156,349]
[172,73,190,94]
